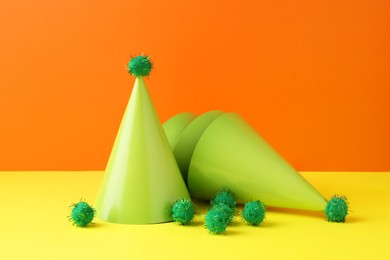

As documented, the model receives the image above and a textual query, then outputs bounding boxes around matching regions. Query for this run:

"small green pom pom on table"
[205,206,231,234]
[325,195,349,222]
[213,203,234,225]
[68,201,95,227]
[172,198,195,225]
[211,189,236,210]
[127,55,152,77]
[242,200,266,226]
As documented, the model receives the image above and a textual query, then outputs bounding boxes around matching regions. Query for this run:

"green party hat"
[163,112,196,149]
[168,110,223,184]
[164,111,348,221]
[95,55,190,224]
[187,112,327,211]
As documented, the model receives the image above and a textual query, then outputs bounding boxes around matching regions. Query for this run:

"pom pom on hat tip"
[127,54,153,77]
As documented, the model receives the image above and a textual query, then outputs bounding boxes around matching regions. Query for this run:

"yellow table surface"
[0,171,389,260]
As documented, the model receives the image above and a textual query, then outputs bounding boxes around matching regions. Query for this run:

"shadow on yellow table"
[0,171,389,260]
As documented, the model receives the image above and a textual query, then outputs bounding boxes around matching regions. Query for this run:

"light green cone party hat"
[164,111,349,222]
[95,55,190,224]
[165,110,223,184]
[163,112,197,149]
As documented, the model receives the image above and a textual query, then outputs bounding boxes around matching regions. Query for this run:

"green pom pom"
[243,200,266,226]
[213,203,234,225]
[211,189,236,210]
[171,198,195,225]
[325,195,349,222]
[127,55,152,77]
[205,206,230,234]
[68,201,95,227]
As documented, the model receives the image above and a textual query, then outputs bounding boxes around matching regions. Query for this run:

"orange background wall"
[0,0,389,171]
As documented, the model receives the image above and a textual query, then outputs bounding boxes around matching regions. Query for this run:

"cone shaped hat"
[187,113,327,211]
[163,112,196,149]
[169,110,223,184]
[95,77,190,224]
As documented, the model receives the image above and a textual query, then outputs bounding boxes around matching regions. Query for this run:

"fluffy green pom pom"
[127,55,152,77]
[172,198,195,225]
[211,189,236,210]
[205,206,230,234]
[213,203,234,225]
[68,200,95,227]
[242,200,266,226]
[325,195,349,222]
